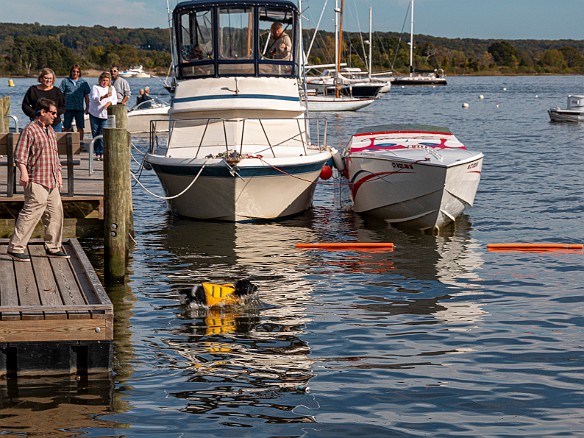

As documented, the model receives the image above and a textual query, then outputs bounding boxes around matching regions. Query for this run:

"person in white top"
[88,71,117,160]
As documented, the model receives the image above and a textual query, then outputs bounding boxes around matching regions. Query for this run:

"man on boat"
[7,98,69,261]
[268,22,291,60]
[110,66,131,105]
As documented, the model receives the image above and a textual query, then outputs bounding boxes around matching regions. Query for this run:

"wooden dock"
[0,132,104,238]
[0,238,113,377]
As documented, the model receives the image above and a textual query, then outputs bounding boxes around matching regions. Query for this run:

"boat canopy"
[174,0,299,79]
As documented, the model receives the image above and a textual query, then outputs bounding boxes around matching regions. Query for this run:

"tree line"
[1,22,584,76]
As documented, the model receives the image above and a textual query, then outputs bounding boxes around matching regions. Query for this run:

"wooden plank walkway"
[0,238,113,377]
[0,133,105,238]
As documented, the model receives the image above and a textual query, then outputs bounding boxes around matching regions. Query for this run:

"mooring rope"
[130,161,207,200]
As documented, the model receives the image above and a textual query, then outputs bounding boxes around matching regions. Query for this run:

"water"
[1,75,584,436]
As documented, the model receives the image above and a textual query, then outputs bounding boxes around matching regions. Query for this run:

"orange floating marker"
[296,242,394,251]
[487,243,583,253]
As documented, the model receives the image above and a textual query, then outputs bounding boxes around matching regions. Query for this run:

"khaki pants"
[8,182,64,254]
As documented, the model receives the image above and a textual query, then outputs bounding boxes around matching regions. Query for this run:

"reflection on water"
[149,217,319,423]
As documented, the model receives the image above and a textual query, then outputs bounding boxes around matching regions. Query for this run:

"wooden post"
[109,105,134,239]
[103,127,130,283]
[0,96,9,133]
[109,104,127,131]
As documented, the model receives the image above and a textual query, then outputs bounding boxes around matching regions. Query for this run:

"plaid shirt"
[15,120,61,189]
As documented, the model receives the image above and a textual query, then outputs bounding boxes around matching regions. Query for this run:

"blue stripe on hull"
[174,94,300,104]
[150,161,325,178]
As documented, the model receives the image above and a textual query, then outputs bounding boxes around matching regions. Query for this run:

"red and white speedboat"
[343,124,483,232]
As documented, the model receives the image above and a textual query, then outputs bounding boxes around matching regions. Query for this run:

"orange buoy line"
[487,243,583,253]
[296,242,394,250]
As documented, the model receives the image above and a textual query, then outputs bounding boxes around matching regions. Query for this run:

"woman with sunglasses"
[22,67,66,132]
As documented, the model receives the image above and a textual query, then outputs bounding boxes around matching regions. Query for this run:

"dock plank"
[0,244,18,307]
[28,245,63,306]
[13,247,41,306]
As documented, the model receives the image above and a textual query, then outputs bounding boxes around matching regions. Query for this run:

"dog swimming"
[179,279,258,307]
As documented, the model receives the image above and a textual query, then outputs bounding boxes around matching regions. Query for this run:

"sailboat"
[392,0,447,86]
[303,0,379,112]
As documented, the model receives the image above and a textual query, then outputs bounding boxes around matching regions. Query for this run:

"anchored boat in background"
[144,0,333,221]
[548,95,584,122]
[342,124,483,232]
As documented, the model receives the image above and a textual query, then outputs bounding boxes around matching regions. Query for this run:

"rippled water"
[1,75,584,436]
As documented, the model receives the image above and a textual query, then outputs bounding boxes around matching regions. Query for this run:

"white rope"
[130,161,207,200]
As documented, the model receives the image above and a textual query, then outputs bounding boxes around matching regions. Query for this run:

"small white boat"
[144,0,333,222]
[303,89,376,112]
[343,124,483,232]
[127,97,170,133]
[548,95,584,122]
[119,65,150,78]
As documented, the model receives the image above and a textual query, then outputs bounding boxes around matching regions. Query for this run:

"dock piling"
[103,106,132,282]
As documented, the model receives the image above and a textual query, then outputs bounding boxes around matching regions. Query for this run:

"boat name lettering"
[467,161,479,169]
[392,163,414,169]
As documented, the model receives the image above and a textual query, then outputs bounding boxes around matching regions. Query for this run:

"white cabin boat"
[144,0,333,221]
[343,124,483,232]
[548,95,584,122]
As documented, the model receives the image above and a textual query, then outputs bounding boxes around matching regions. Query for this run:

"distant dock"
[0,238,113,377]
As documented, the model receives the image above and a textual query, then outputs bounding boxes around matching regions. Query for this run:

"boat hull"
[127,107,170,133]
[548,108,584,123]
[392,75,447,86]
[344,125,483,231]
[146,154,330,221]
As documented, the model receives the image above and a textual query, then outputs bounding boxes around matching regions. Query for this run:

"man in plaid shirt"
[7,98,69,261]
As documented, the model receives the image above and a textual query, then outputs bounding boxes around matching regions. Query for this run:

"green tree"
[488,41,518,68]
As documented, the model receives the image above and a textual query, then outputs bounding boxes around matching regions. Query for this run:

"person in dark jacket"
[22,68,66,132]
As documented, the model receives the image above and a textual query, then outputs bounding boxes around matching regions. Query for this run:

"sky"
[2,0,584,40]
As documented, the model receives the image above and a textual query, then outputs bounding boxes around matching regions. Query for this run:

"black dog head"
[234,279,258,297]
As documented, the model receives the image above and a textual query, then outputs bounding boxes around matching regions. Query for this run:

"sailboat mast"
[409,0,414,76]
[368,5,372,80]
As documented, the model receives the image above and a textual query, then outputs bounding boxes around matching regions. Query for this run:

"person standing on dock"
[7,98,69,262]
[110,66,131,105]
[60,64,91,144]
[88,71,117,161]
[22,68,66,132]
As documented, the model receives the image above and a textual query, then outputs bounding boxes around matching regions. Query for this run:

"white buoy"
[478,95,484,100]
[462,102,469,109]
[503,87,507,91]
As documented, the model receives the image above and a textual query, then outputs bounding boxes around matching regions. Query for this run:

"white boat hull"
[548,108,584,123]
[127,106,170,133]
[344,125,483,231]
[146,153,330,221]
[303,95,375,112]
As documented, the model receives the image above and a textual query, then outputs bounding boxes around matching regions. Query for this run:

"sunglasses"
[47,111,57,115]
[111,70,118,73]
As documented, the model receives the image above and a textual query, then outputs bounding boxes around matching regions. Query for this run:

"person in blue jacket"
[59,64,90,143]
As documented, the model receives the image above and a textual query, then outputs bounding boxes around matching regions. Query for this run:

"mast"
[368,5,372,80]
[409,0,414,76]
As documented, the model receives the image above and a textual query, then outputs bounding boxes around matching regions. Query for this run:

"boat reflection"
[302,213,487,327]
[156,215,320,423]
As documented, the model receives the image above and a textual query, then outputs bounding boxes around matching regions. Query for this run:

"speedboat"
[127,97,170,133]
[144,0,333,221]
[548,95,584,122]
[342,124,483,232]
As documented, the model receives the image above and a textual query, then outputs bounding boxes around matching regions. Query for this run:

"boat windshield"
[175,1,297,79]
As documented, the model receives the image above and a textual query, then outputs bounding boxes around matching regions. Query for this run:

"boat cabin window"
[178,8,215,76]
[176,3,297,79]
